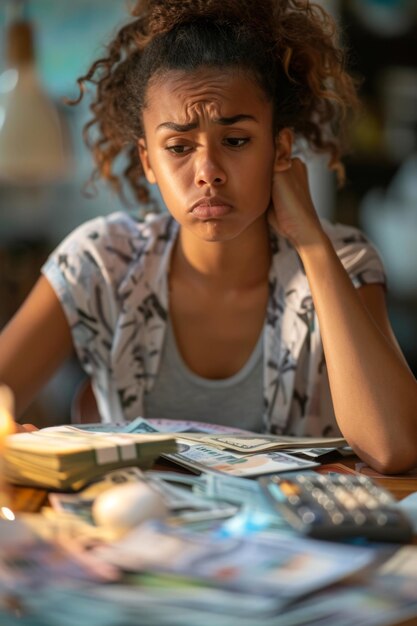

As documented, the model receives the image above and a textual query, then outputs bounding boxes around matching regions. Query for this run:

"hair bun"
[133,0,275,39]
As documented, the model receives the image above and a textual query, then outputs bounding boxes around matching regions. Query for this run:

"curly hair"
[69,0,359,208]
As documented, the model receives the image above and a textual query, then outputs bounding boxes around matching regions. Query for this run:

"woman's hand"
[0,384,39,433]
[268,157,324,250]
[14,422,39,433]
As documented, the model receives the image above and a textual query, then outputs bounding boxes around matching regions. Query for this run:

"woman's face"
[139,67,290,243]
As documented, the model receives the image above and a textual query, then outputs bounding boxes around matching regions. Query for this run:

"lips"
[190,197,232,219]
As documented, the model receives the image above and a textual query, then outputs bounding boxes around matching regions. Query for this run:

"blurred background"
[0,0,416,426]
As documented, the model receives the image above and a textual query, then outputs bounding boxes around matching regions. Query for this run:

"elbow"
[353,441,417,476]
[369,456,413,476]
[343,408,417,475]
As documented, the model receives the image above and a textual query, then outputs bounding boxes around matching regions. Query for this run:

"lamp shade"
[0,20,71,184]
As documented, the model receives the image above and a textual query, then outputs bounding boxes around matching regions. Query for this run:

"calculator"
[259,473,413,543]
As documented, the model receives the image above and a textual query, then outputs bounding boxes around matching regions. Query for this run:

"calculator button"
[341,494,357,509]
[352,511,367,525]
[298,508,317,525]
[330,512,345,525]
[382,510,403,525]
[318,493,331,507]
[374,492,394,505]
[280,480,302,496]
[354,487,378,507]
[375,513,388,526]
[322,499,337,512]
[302,481,315,492]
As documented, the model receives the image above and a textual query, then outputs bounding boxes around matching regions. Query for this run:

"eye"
[165,144,193,155]
[224,137,250,148]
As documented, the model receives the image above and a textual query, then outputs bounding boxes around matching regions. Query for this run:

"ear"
[138,139,157,184]
[274,128,293,172]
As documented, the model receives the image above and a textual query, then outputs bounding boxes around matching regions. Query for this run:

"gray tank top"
[144,320,264,432]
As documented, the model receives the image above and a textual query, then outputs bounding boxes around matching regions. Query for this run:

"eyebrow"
[156,114,257,132]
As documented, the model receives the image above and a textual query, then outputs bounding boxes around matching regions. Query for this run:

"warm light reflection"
[0,385,15,439]
[0,507,15,521]
[0,386,15,514]
[0,407,14,438]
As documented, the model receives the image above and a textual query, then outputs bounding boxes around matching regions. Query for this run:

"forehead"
[143,67,271,125]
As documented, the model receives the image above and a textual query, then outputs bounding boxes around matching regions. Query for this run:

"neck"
[172,215,271,290]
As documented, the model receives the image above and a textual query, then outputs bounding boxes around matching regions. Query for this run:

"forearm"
[298,232,417,473]
[0,277,74,419]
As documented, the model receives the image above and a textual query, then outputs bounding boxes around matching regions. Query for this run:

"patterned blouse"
[42,211,386,436]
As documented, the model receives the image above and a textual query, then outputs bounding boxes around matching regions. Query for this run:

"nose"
[194,147,226,188]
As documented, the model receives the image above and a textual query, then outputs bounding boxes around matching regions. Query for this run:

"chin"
[194,220,240,243]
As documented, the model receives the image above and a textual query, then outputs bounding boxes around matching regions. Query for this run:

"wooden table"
[8,482,49,513]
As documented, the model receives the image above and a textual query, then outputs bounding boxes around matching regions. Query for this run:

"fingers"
[273,155,308,177]
[290,156,304,167]
[14,423,39,433]
[289,156,308,175]
[274,154,292,173]
[0,384,39,433]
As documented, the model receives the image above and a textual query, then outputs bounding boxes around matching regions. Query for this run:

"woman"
[1,0,416,473]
